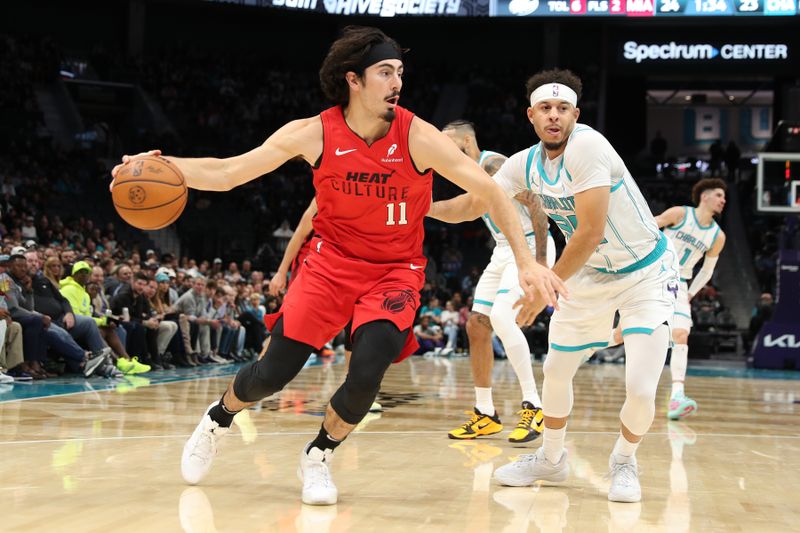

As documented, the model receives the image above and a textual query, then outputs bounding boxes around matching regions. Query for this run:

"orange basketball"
[111,155,187,230]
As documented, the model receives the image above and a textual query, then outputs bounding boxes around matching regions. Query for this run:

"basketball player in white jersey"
[432,120,556,444]
[654,178,726,419]
[433,69,679,503]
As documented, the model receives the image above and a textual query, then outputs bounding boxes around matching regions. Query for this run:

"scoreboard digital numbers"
[494,0,798,15]
[207,0,799,16]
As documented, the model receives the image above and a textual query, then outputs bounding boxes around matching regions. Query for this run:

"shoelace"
[306,461,333,488]
[607,462,638,486]
[458,411,482,431]
[516,453,538,463]
[191,426,220,463]
[515,408,537,429]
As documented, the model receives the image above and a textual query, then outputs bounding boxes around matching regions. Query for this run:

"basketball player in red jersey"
[112,26,566,505]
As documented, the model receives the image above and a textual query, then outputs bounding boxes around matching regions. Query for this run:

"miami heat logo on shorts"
[382,289,417,314]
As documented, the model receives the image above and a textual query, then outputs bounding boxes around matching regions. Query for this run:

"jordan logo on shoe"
[335,148,357,156]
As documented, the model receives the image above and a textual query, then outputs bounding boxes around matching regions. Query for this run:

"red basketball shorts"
[264,236,425,362]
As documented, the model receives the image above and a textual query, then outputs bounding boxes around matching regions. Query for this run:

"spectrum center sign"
[623,41,789,62]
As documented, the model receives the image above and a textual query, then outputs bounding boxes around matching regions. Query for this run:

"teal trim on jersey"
[525,145,538,191]
[536,148,562,186]
[621,179,661,242]
[622,327,654,336]
[674,311,692,319]
[670,206,689,231]
[681,277,690,282]
[607,217,640,261]
[709,225,722,248]
[496,289,511,295]
[474,299,494,307]
[595,233,667,274]
[610,179,625,192]
[690,207,714,230]
[483,213,502,235]
[479,150,503,166]
[525,231,536,238]
[564,168,573,182]
[550,341,609,352]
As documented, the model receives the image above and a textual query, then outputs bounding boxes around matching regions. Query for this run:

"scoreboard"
[493,0,799,16]
[208,0,799,16]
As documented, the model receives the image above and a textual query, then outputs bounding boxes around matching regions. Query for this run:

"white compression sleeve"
[687,255,718,298]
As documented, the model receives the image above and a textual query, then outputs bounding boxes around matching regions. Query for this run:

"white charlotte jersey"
[478,150,535,247]
[662,206,721,280]
[494,124,664,273]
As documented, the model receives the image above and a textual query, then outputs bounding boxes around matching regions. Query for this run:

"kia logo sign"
[623,41,788,63]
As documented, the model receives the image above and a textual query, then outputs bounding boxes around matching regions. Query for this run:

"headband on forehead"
[530,83,578,108]
[355,42,402,73]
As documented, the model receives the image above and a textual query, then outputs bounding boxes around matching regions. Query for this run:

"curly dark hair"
[525,69,583,102]
[319,26,404,106]
[692,178,727,205]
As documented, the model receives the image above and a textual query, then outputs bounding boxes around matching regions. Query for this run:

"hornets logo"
[382,289,417,314]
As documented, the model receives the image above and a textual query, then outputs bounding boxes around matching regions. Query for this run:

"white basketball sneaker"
[493,447,570,486]
[181,402,229,485]
[298,444,338,505]
[607,453,641,503]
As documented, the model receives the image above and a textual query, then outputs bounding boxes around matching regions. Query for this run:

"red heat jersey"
[313,105,433,264]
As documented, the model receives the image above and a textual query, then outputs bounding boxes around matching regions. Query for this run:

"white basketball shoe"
[298,444,338,505]
[181,402,229,485]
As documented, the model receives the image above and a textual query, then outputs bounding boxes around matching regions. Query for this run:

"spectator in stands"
[0,255,25,379]
[748,292,775,347]
[110,271,154,373]
[105,264,132,297]
[650,131,667,162]
[2,249,49,378]
[420,297,443,325]
[145,276,177,369]
[173,275,210,366]
[440,300,460,354]
[414,315,445,355]
[61,261,132,372]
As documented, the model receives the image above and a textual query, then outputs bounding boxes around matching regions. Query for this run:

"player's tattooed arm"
[482,155,508,177]
[515,191,549,266]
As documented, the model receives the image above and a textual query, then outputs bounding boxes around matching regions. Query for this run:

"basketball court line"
[1,430,799,447]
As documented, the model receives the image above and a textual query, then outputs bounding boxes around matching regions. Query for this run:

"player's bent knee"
[232,359,287,402]
[673,329,689,345]
[467,313,492,341]
[543,349,586,383]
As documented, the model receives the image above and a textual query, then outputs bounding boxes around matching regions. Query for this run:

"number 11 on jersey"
[386,202,407,226]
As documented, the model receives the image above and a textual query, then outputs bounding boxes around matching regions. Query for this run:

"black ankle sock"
[307,424,344,453]
[207,395,239,428]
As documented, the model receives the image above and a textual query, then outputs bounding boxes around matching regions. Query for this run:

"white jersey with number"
[477,150,535,247]
[662,206,721,280]
[493,124,664,273]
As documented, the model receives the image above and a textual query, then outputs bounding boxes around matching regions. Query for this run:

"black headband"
[355,42,402,73]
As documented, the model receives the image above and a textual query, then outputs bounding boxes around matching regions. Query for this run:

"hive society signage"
[622,41,789,62]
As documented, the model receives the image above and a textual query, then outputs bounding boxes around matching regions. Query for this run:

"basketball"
[111,155,187,230]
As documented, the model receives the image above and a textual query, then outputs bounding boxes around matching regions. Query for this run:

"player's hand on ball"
[110,149,162,185]
[518,262,567,311]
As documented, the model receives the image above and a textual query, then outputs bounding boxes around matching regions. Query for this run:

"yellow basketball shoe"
[448,408,503,440]
[508,401,544,444]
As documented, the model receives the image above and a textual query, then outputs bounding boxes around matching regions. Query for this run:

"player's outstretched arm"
[687,230,726,299]
[427,193,484,223]
[269,198,318,296]
[654,205,686,229]
[409,117,567,315]
[111,117,323,192]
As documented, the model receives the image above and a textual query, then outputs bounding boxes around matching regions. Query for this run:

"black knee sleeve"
[232,318,314,402]
[330,320,407,424]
